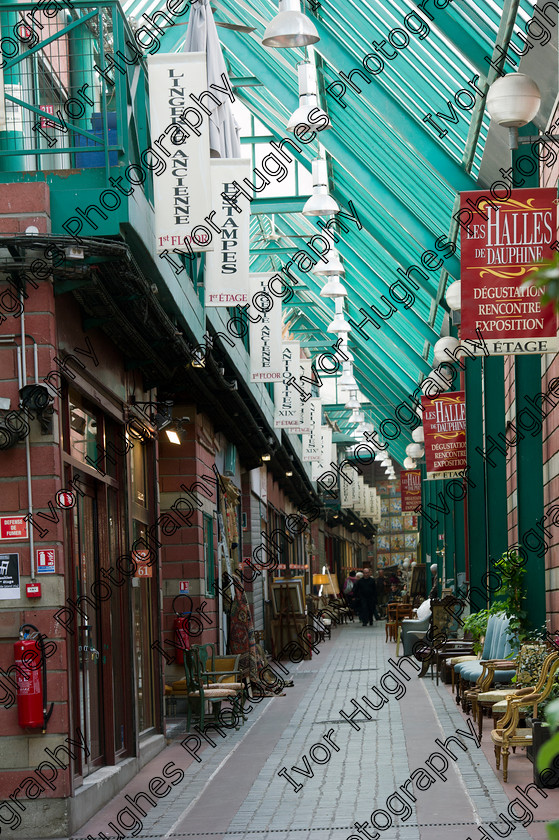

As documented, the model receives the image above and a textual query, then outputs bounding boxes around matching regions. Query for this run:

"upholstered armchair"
[400,599,432,657]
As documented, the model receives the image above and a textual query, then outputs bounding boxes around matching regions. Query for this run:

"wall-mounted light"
[166,429,182,445]
[445,280,461,312]
[262,453,271,462]
[286,470,293,477]
[486,72,541,149]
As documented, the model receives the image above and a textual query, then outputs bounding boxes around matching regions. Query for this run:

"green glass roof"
[122,0,535,462]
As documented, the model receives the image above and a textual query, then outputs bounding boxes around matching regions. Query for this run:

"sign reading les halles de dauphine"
[147,53,212,254]
[205,159,251,307]
[460,187,558,354]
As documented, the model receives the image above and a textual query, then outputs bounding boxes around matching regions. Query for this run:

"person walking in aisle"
[354,567,377,626]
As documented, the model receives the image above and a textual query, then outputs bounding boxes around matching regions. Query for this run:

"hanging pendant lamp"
[312,248,344,276]
[287,61,330,132]
[303,158,339,216]
[262,0,320,48]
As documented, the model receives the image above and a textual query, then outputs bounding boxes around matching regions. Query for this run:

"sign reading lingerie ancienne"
[148,53,212,254]
[460,188,558,354]
[400,470,422,511]
[274,342,302,428]
[205,159,251,307]
[249,273,282,380]
[421,391,466,480]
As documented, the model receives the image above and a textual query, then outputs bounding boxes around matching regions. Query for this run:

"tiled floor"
[67,624,557,840]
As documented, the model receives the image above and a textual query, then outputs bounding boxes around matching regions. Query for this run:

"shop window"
[67,398,98,464]
[130,437,147,506]
[204,514,215,597]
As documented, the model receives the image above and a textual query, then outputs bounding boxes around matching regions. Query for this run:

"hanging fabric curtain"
[184,0,241,158]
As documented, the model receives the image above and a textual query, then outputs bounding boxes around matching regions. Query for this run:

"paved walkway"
[73,624,558,840]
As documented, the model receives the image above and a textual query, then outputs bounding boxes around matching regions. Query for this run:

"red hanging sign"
[421,391,466,480]
[460,187,558,355]
[400,470,422,511]
[133,549,153,578]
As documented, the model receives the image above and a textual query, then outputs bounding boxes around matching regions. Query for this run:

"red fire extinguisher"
[14,624,54,731]
[173,615,190,664]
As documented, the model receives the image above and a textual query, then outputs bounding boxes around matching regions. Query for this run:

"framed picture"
[402,514,417,531]
[389,498,401,513]
[391,534,404,551]
[381,500,390,515]
[270,579,305,615]
[377,535,390,550]
[405,533,417,549]
[390,516,402,532]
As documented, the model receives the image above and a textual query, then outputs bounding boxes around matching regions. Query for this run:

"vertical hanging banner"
[302,399,322,461]
[298,359,313,431]
[312,427,333,481]
[148,53,213,254]
[460,188,558,354]
[340,468,352,508]
[421,391,466,480]
[205,158,252,306]
[274,342,302,428]
[400,470,422,511]
[249,273,282,380]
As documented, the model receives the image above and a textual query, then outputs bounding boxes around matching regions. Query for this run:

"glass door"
[71,471,104,771]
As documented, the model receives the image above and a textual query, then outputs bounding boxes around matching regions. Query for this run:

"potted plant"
[536,697,559,831]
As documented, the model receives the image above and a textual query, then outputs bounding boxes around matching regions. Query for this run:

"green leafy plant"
[463,608,499,654]
[536,696,559,839]
[526,253,559,313]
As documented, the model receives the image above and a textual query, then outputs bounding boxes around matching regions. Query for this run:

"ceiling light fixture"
[345,391,361,410]
[320,275,348,298]
[311,248,344,276]
[286,61,330,132]
[486,72,541,149]
[262,0,320,48]
[327,296,351,334]
[303,157,339,216]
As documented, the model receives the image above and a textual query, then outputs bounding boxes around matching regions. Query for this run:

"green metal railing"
[0,0,152,202]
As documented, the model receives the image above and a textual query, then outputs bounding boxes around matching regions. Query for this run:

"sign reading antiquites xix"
[460,187,558,354]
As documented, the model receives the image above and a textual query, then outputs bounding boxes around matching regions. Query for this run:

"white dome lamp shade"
[262,0,320,48]
[445,280,461,312]
[486,73,541,149]
[320,276,348,298]
[303,158,339,217]
[327,296,351,334]
[433,336,460,365]
[406,443,424,460]
[403,457,416,469]
[421,368,453,395]
[381,458,391,467]
[388,474,396,481]
[338,364,357,389]
[345,391,361,410]
[311,248,344,277]
[339,341,354,363]
[350,409,364,424]
[286,62,330,132]
[411,426,424,443]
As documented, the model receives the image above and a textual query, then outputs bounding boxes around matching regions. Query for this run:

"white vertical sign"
[0,67,5,132]
[299,358,312,431]
[274,342,302,428]
[249,273,282,380]
[148,53,212,254]
[312,427,333,480]
[205,158,251,306]
[302,399,321,461]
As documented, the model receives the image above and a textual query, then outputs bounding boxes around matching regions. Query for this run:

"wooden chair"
[171,647,239,732]
[472,645,553,741]
[385,603,413,643]
[491,654,559,781]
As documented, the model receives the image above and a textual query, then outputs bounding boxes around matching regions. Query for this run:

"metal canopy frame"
[121,0,535,463]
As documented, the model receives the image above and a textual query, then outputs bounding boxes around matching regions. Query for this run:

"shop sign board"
[311,427,333,480]
[0,517,28,540]
[133,549,153,578]
[460,187,558,354]
[421,391,466,480]
[205,158,251,307]
[302,399,321,461]
[401,470,422,511]
[249,273,282,379]
[274,342,302,428]
[0,553,20,599]
[148,53,212,254]
[36,548,56,574]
